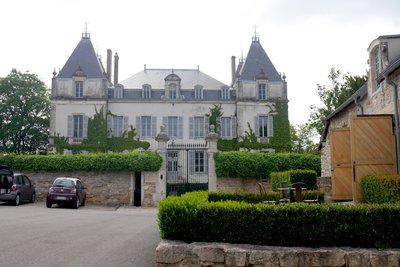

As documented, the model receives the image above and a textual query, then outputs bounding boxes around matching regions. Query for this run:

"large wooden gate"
[166,143,209,196]
[351,116,397,203]
[330,115,397,202]
[330,128,352,201]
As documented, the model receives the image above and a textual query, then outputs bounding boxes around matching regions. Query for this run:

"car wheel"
[30,192,36,203]
[12,194,21,206]
[46,200,52,208]
[73,198,79,209]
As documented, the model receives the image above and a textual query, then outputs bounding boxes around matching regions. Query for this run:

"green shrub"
[214,152,320,179]
[270,171,291,191]
[0,152,162,172]
[208,191,281,204]
[158,191,400,248]
[362,175,400,204]
[289,170,317,189]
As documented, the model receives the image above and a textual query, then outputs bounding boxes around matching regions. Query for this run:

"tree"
[309,68,367,135]
[290,123,319,153]
[0,69,50,154]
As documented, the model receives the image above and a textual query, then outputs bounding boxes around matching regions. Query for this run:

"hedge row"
[158,192,400,248]
[0,152,162,172]
[214,152,320,178]
[208,191,323,204]
[362,175,400,204]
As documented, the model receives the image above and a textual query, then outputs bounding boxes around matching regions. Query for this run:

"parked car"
[0,165,36,206]
[46,177,86,209]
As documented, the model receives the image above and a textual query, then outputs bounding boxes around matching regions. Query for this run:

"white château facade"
[49,32,288,150]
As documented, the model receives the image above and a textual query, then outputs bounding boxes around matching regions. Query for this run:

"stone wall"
[217,177,269,193]
[156,240,400,267]
[19,171,137,206]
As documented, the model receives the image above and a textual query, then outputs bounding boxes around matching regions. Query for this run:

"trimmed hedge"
[158,191,400,248]
[0,152,162,172]
[362,175,400,204]
[214,152,320,179]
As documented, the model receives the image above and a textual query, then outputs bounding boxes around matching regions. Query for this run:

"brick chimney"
[106,49,112,83]
[114,53,119,85]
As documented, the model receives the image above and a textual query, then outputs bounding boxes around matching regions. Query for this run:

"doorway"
[134,172,141,206]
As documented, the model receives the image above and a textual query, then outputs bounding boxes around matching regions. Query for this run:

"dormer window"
[142,84,151,99]
[114,84,123,99]
[169,84,177,99]
[374,47,382,77]
[75,81,83,98]
[194,85,203,100]
[258,84,266,100]
[221,86,230,100]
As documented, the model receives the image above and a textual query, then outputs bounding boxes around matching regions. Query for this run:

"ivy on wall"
[52,107,149,153]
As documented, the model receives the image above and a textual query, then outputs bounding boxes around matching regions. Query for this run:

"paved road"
[0,202,160,267]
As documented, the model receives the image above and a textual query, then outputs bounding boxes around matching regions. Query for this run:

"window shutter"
[136,116,141,138]
[151,116,157,137]
[107,115,112,137]
[178,117,183,139]
[123,116,129,136]
[268,116,274,137]
[232,116,237,138]
[254,117,259,137]
[162,117,167,135]
[189,117,194,138]
[83,116,88,138]
[67,115,73,137]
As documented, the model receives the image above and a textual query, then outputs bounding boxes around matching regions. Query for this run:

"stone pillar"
[155,126,170,203]
[206,125,219,191]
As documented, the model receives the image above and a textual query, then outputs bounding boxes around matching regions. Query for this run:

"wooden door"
[330,128,353,200]
[351,116,397,203]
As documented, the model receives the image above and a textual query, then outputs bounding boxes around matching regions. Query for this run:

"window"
[374,47,382,77]
[168,116,178,137]
[142,85,151,99]
[68,115,87,138]
[220,117,231,138]
[221,87,230,100]
[194,85,203,99]
[75,81,83,98]
[141,116,152,137]
[73,115,83,138]
[190,150,207,173]
[169,84,177,99]
[107,115,128,137]
[255,115,273,137]
[114,85,123,99]
[258,84,266,100]
[190,116,208,138]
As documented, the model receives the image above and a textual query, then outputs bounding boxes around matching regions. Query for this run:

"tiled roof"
[58,34,106,79]
[238,37,282,82]
[120,69,227,89]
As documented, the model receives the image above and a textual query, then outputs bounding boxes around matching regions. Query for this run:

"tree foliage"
[290,123,319,153]
[309,68,367,135]
[0,69,50,154]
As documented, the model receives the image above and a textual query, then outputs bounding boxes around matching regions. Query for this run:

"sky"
[1,0,399,126]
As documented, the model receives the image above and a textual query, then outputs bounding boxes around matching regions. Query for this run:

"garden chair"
[258,183,277,204]
[303,182,320,204]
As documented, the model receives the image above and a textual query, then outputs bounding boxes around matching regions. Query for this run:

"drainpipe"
[385,74,400,174]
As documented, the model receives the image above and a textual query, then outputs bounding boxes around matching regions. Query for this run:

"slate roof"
[58,34,106,79]
[120,69,227,89]
[237,37,282,82]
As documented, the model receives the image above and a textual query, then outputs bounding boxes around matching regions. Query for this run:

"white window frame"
[73,115,83,138]
[194,85,203,100]
[220,117,232,138]
[258,83,266,100]
[141,116,152,137]
[169,84,177,99]
[168,116,178,138]
[75,81,83,98]
[221,87,230,100]
[114,85,123,99]
[255,115,273,138]
[142,84,151,99]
